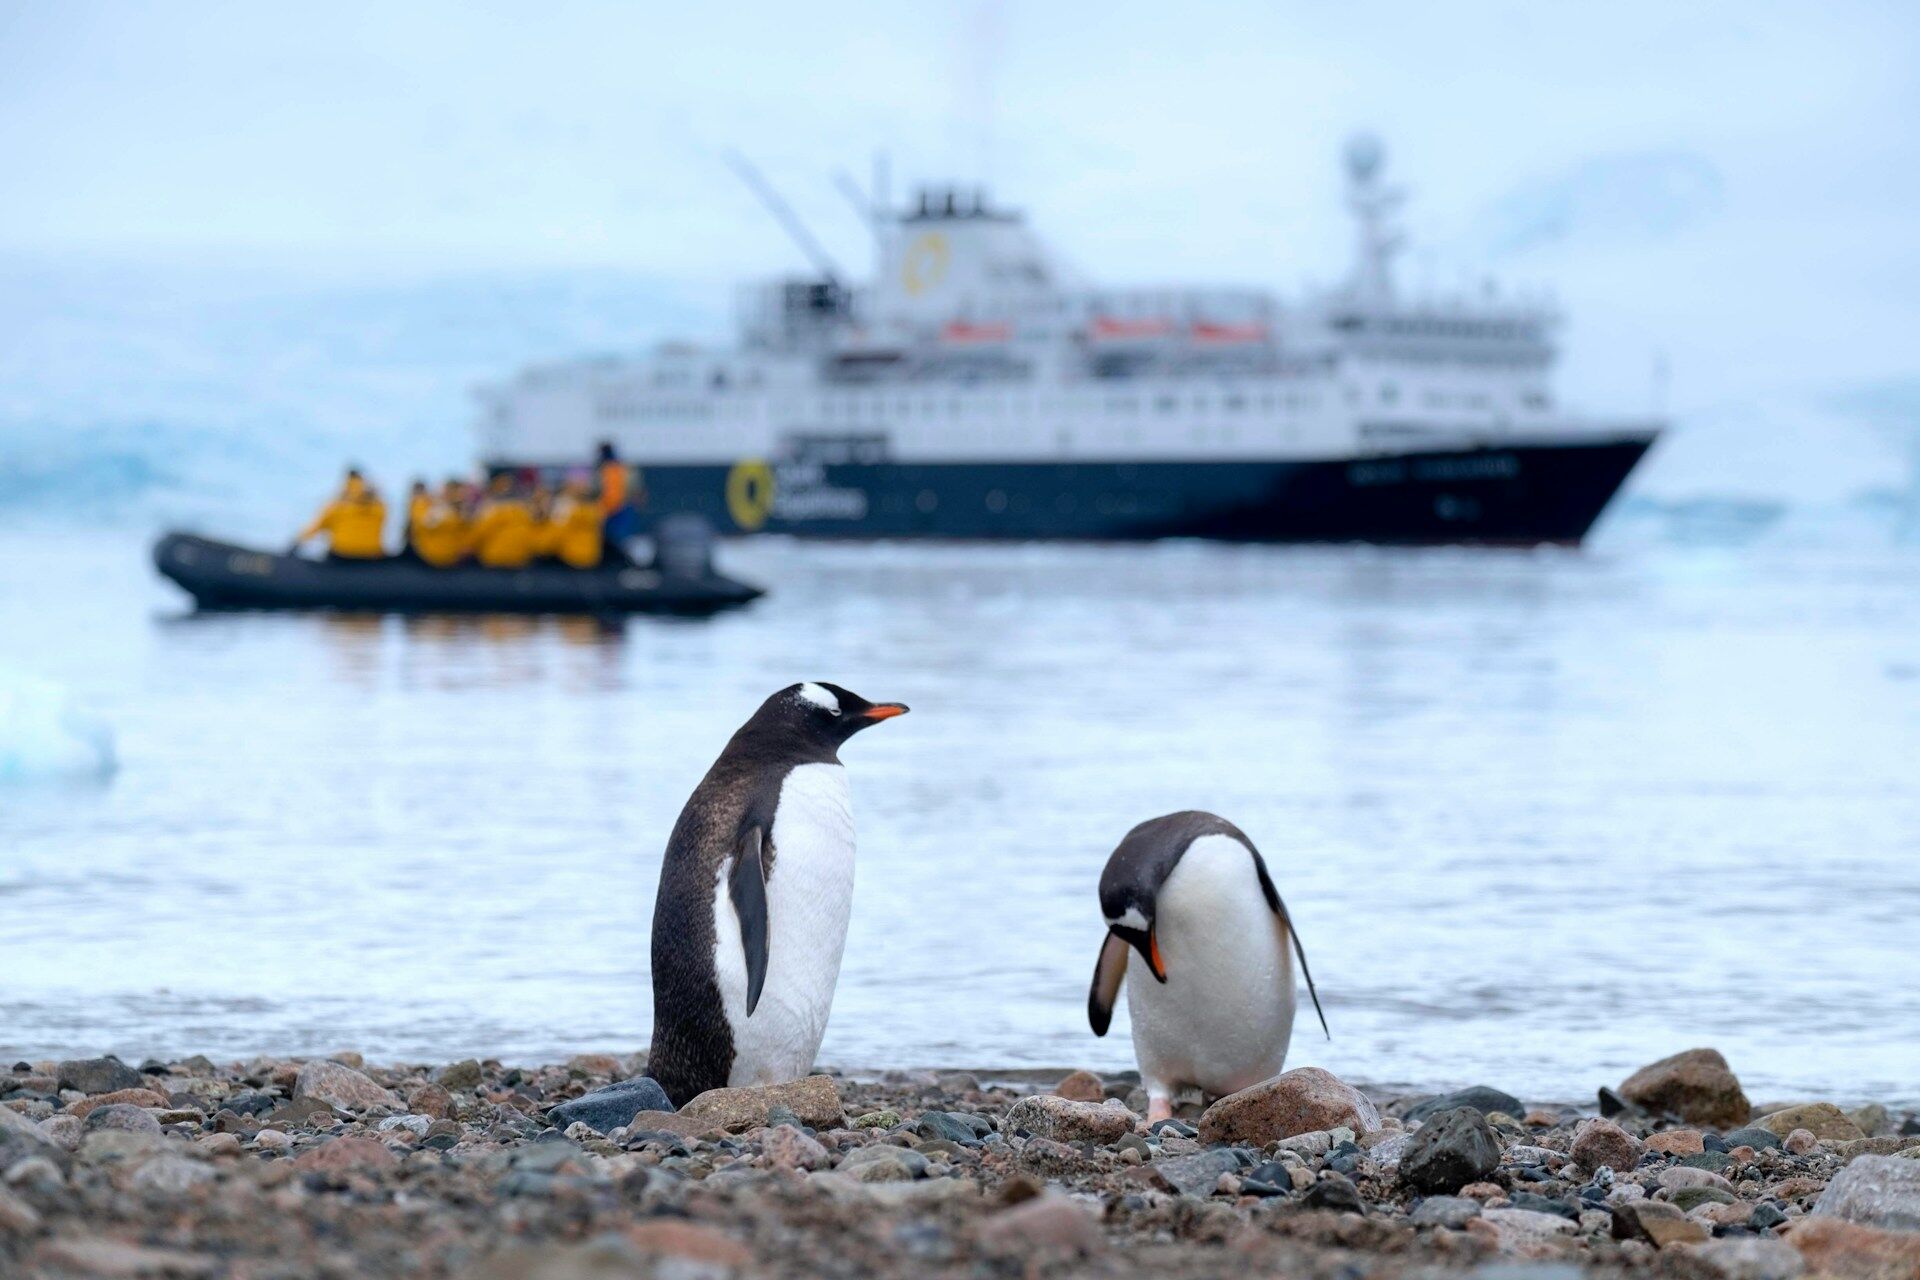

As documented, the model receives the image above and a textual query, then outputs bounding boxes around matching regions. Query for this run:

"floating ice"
[0,665,117,783]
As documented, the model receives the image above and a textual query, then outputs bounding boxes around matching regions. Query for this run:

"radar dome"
[1345,133,1385,182]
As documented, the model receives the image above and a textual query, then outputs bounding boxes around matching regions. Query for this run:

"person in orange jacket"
[470,474,536,568]
[292,469,387,561]
[596,441,645,543]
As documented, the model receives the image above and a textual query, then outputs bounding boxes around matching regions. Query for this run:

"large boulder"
[975,1193,1102,1256]
[548,1077,674,1135]
[55,1057,144,1095]
[1399,1106,1502,1194]
[1403,1086,1525,1125]
[1003,1095,1134,1144]
[1471,1206,1579,1255]
[1053,1071,1106,1103]
[1155,1149,1243,1197]
[1197,1068,1380,1146]
[1787,1218,1920,1278]
[68,1089,169,1119]
[1570,1117,1643,1173]
[1810,1154,1920,1231]
[82,1105,161,1136]
[1612,1199,1710,1248]
[293,1060,401,1113]
[293,1136,398,1174]
[1757,1102,1866,1143]
[679,1075,844,1132]
[1690,1237,1806,1280]
[1617,1049,1750,1128]
[0,1106,58,1148]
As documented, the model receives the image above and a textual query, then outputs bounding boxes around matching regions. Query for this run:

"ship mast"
[1344,133,1404,301]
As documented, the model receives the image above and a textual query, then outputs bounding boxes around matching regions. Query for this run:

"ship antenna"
[832,168,882,243]
[1344,133,1405,300]
[723,150,846,285]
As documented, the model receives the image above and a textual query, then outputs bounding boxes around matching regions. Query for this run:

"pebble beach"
[4,1049,1918,1279]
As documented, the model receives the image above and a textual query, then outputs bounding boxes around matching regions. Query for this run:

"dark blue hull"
[508,436,1653,546]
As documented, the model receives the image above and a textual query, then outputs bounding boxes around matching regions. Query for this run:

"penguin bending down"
[647,682,907,1107]
[1087,811,1328,1124]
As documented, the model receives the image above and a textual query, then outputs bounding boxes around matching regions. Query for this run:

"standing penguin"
[647,682,907,1106]
[1087,811,1327,1123]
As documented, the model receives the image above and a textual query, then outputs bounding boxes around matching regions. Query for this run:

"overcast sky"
[4,1,1918,452]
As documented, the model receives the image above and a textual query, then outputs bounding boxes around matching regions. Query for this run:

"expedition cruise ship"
[477,138,1658,543]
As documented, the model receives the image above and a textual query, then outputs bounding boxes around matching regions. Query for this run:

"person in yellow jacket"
[528,483,560,560]
[292,470,387,560]
[470,475,536,569]
[400,480,432,560]
[411,481,473,568]
[549,473,604,569]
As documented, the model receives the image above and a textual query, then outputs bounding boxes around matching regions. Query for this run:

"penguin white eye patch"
[797,682,841,714]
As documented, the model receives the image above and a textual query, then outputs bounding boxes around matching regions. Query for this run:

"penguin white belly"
[710,762,855,1086]
[1125,834,1296,1100]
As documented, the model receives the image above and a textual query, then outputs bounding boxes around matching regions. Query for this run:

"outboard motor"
[652,514,717,580]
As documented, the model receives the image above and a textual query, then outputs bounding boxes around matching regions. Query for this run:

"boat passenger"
[412,482,473,568]
[401,480,432,560]
[529,483,559,560]
[550,474,604,569]
[597,442,643,544]
[471,475,536,569]
[291,469,387,561]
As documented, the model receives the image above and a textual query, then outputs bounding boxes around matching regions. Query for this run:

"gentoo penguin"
[1087,810,1327,1123]
[646,682,907,1106]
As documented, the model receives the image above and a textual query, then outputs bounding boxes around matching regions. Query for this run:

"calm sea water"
[2,529,1917,1107]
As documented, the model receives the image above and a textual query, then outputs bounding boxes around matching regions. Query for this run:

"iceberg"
[0,666,117,783]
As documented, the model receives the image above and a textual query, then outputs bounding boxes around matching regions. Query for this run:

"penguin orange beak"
[862,703,909,720]
[1113,925,1167,983]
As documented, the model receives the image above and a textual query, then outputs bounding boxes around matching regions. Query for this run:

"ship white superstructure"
[476,137,1657,545]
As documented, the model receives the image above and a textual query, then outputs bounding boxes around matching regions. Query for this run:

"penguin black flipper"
[1087,932,1130,1036]
[728,824,770,1017]
[1251,855,1330,1040]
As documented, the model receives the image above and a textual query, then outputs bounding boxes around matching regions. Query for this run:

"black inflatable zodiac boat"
[153,520,762,616]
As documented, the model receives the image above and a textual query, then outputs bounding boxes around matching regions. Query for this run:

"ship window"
[1225,394,1246,411]
[1380,383,1399,405]
[1155,395,1176,412]
[985,489,1007,513]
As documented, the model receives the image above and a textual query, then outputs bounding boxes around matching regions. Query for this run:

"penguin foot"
[1146,1094,1173,1125]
